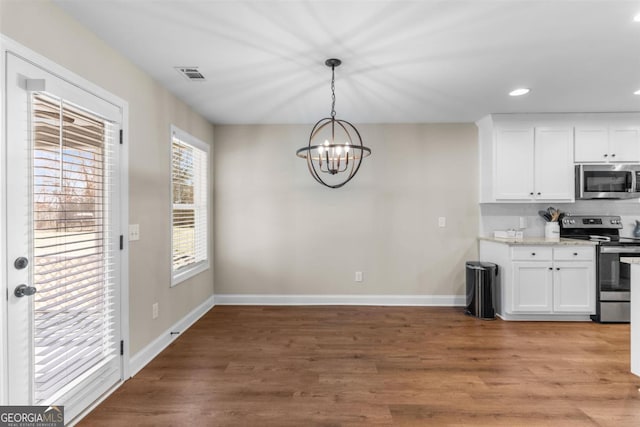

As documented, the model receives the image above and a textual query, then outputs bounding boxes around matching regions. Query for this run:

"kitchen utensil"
[538,210,551,222]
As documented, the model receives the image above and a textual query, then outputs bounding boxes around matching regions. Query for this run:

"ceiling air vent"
[175,67,206,81]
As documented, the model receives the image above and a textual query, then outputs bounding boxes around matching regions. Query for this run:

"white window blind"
[31,93,117,404]
[171,127,209,285]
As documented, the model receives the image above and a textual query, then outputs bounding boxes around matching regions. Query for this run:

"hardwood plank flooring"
[80,306,640,426]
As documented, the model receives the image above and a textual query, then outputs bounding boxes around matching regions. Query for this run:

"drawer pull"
[573,252,578,256]
[556,267,560,271]
[548,267,552,270]
[531,252,536,256]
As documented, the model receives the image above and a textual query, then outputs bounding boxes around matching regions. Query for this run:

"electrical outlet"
[519,216,528,229]
[152,302,159,319]
[129,224,140,241]
[438,217,446,227]
[355,271,363,282]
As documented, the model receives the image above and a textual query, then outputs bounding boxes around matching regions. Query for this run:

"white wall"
[214,123,478,299]
[0,0,215,354]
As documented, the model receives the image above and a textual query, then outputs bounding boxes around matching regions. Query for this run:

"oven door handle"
[600,246,640,254]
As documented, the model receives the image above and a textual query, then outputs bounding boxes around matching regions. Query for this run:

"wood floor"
[81,306,640,426]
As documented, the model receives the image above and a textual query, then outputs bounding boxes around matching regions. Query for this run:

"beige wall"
[1,0,215,354]
[214,124,478,296]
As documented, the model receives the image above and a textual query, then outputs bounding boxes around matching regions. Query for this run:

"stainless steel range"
[560,215,640,323]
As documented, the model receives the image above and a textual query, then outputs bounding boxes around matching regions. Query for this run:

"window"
[171,126,209,286]
[32,92,119,403]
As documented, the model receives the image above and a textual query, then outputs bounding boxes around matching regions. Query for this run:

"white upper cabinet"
[610,127,640,162]
[534,127,574,201]
[574,127,607,162]
[478,113,640,203]
[575,126,640,163]
[486,122,574,202]
[494,128,534,200]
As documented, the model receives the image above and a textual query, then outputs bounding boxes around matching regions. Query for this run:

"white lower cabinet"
[512,262,553,313]
[479,241,595,321]
[552,261,594,313]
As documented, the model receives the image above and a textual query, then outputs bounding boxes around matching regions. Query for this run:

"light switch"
[129,224,140,241]
[438,217,446,228]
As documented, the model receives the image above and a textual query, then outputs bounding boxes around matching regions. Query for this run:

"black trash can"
[465,261,498,320]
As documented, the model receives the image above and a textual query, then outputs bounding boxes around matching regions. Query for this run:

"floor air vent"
[175,67,206,81]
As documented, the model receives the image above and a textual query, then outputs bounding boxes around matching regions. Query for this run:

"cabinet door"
[494,128,534,200]
[534,128,574,201]
[511,262,553,313]
[553,261,595,313]
[574,127,608,163]
[609,127,640,163]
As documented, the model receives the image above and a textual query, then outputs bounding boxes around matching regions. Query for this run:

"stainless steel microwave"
[576,164,640,199]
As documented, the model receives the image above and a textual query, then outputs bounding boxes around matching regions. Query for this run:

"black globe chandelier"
[296,59,371,188]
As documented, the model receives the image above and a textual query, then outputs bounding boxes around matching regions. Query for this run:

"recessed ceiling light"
[634,13,640,22]
[509,88,530,97]
[634,89,640,95]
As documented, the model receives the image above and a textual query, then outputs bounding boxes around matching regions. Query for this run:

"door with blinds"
[6,53,123,422]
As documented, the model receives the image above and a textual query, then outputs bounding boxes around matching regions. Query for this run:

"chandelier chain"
[330,65,336,118]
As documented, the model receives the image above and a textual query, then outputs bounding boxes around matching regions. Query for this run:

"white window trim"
[170,125,210,287]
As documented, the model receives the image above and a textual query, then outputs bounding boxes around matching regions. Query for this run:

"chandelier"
[296,59,371,188]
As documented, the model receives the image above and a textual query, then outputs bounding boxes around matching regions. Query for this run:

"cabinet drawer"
[511,247,553,261]
[553,246,594,261]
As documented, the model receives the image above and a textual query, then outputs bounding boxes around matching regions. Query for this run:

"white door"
[511,262,553,313]
[574,127,608,163]
[553,262,595,313]
[609,127,640,163]
[494,127,534,200]
[6,53,123,422]
[533,127,574,201]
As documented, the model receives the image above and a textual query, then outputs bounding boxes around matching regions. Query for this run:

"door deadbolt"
[14,257,28,270]
[14,284,37,298]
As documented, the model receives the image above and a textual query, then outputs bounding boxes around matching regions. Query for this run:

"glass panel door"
[6,53,122,423]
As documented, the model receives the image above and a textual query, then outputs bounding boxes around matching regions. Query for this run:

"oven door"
[578,165,636,199]
[598,246,640,299]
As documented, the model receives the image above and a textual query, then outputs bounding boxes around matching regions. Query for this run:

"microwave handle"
[578,165,585,198]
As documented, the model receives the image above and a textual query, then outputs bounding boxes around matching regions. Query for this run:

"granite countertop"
[478,236,598,246]
[621,257,640,265]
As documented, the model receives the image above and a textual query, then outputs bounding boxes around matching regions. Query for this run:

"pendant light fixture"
[296,59,371,188]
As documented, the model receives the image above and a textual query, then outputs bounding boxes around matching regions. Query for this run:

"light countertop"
[621,257,640,265]
[478,237,598,246]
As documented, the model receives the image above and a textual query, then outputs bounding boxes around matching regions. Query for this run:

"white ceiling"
[54,0,640,124]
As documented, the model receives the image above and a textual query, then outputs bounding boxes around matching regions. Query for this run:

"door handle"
[14,284,37,298]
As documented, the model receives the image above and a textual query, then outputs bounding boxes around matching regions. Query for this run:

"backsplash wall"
[480,200,640,238]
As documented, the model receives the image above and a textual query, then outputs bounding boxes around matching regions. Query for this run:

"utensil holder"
[545,222,559,241]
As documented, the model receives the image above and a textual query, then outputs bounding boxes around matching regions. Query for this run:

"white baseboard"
[128,295,215,377]
[214,294,465,306]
